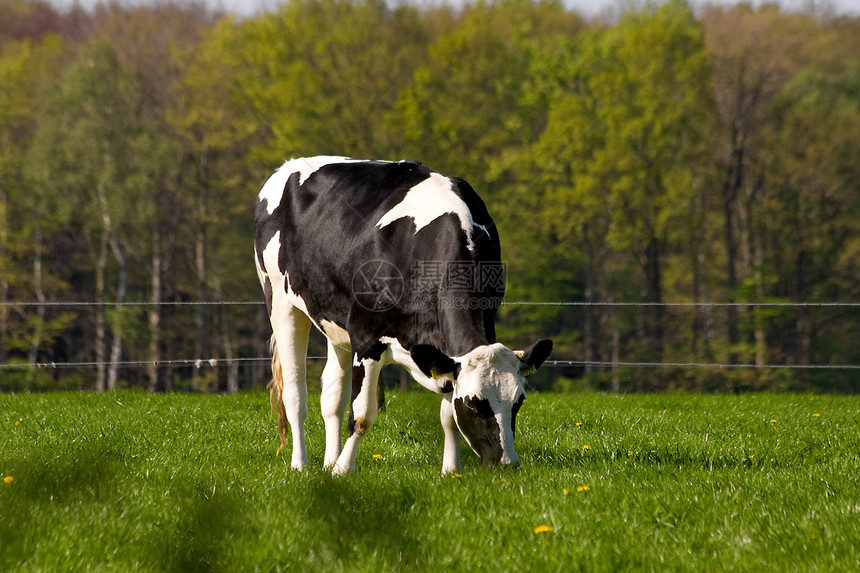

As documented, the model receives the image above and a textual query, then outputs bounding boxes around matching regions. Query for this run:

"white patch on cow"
[440,394,462,474]
[320,319,351,349]
[375,172,489,251]
[451,343,524,465]
[259,156,357,214]
[320,340,352,468]
[379,336,451,394]
[261,231,312,317]
[333,355,384,475]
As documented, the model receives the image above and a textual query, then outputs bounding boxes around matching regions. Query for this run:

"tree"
[391,0,583,191]
[228,0,433,164]
[702,4,834,368]
[27,37,149,390]
[0,34,75,388]
[166,15,267,392]
[520,1,713,389]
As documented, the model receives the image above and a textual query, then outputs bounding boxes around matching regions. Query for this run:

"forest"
[1,0,859,393]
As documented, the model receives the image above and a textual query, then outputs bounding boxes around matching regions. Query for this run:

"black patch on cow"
[255,157,506,369]
[263,276,273,315]
[510,394,524,436]
[520,339,553,371]
[410,345,457,379]
[454,395,503,466]
[363,340,388,363]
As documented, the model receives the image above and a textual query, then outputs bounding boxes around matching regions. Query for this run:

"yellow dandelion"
[451,473,463,479]
[3,476,13,484]
[748,455,755,461]
[533,524,553,534]
[372,454,384,460]
[770,419,777,424]
[582,444,591,450]
[264,438,270,443]
[577,485,589,492]
[549,477,555,482]
[16,418,23,425]
[562,488,570,495]
[627,450,634,456]
[576,422,583,428]
[813,413,820,417]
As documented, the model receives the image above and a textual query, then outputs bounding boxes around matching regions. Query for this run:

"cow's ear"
[411,345,458,380]
[514,339,553,376]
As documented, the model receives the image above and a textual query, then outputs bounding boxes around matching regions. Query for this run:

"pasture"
[2,391,858,572]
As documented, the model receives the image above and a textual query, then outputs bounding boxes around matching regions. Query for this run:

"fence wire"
[2,358,859,371]
[2,300,859,372]
[3,301,860,307]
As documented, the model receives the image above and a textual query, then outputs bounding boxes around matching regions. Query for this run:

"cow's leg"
[320,341,352,468]
[440,392,462,474]
[332,357,383,475]
[271,303,313,470]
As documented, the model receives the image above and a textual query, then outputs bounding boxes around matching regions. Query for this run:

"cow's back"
[254,156,503,356]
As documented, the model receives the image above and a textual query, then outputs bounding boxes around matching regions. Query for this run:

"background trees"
[1,0,858,393]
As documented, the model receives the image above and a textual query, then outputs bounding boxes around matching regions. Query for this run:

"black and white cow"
[254,156,552,475]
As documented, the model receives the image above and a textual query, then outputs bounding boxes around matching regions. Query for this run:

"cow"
[254,156,552,475]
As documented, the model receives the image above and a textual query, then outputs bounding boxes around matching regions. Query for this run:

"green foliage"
[1,392,858,570]
[1,0,859,391]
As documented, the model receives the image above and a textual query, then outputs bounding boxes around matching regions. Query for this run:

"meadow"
[1,391,858,572]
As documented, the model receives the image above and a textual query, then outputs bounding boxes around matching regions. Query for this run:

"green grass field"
[1,391,858,572]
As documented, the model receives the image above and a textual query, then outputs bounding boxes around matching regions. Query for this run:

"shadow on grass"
[0,442,129,569]
[275,472,428,571]
[147,476,242,573]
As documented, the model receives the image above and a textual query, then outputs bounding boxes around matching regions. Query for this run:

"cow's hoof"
[331,463,352,476]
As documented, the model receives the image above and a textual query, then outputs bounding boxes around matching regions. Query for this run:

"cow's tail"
[267,335,288,456]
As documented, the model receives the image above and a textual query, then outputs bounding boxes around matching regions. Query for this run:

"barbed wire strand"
[2,357,859,371]
[2,300,859,371]
[3,301,860,308]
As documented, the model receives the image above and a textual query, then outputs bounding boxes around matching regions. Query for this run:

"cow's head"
[411,339,553,467]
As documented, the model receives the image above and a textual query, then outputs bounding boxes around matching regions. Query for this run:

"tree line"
[1,0,859,393]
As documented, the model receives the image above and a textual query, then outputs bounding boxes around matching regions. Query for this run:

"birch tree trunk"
[107,235,127,391]
[28,228,46,387]
[147,223,161,392]
[0,188,8,365]
[95,230,108,392]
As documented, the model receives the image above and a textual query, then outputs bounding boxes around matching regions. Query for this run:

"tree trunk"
[214,277,238,394]
[95,230,108,392]
[722,135,743,365]
[643,237,664,373]
[0,187,9,365]
[582,226,597,376]
[611,325,620,395]
[192,221,206,392]
[147,224,161,392]
[107,235,127,391]
[27,228,46,388]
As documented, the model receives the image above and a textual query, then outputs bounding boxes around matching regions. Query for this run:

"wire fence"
[2,300,860,372]
[4,301,860,307]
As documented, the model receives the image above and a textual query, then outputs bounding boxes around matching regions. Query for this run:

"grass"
[1,391,859,572]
